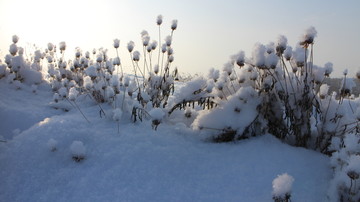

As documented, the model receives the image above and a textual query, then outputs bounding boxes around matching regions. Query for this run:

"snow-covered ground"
[0,80,332,201]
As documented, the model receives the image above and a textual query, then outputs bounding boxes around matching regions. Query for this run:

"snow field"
[0,81,331,202]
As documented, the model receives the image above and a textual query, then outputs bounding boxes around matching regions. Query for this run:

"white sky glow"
[0,0,359,77]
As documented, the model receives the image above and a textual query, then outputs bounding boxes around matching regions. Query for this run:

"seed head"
[12,35,19,44]
[156,15,163,25]
[127,41,135,53]
[171,19,178,30]
[113,38,120,49]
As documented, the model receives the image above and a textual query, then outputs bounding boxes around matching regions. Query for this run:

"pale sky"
[0,0,359,77]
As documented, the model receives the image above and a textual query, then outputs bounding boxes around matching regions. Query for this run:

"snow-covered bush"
[70,141,86,162]
[167,27,359,153]
[272,173,294,202]
[2,36,44,86]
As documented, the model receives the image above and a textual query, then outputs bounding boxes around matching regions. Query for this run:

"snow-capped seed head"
[47,56,53,63]
[53,93,60,103]
[70,141,86,162]
[58,87,67,98]
[324,62,333,77]
[75,48,82,58]
[208,68,220,81]
[132,51,140,61]
[276,35,287,55]
[142,35,150,47]
[85,51,90,59]
[312,66,325,84]
[68,87,79,101]
[59,41,66,52]
[319,84,329,99]
[252,43,266,69]
[168,55,174,63]
[96,54,103,63]
[283,46,292,61]
[147,45,152,53]
[113,108,123,122]
[154,64,159,74]
[165,35,172,47]
[167,47,174,55]
[151,40,158,50]
[83,76,93,90]
[161,43,167,53]
[18,47,24,55]
[234,51,245,67]
[266,42,275,54]
[127,41,135,52]
[9,44,18,56]
[292,46,306,67]
[12,35,19,44]
[156,15,163,25]
[113,56,121,66]
[140,30,148,38]
[343,69,348,76]
[171,19,178,30]
[292,66,298,73]
[216,80,224,91]
[47,43,54,51]
[238,73,246,83]
[206,79,215,93]
[149,108,165,130]
[265,52,278,69]
[300,26,317,46]
[122,75,129,87]
[92,48,96,55]
[113,38,120,49]
[47,138,58,152]
[272,173,294,199]
[223,62,233,75]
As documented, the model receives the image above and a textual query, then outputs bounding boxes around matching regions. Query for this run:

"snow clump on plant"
[70,141,86,162]
[272,173,294,202]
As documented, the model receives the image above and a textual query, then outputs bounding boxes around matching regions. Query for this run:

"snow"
[272,173,294,198]
[0,79,332,201]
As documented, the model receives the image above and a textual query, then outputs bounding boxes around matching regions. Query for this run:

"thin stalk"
[67,98,90,123]
[129,52,141,87]
[158,25,161,65]
[143,46,150,76]
[115,48,123,77]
